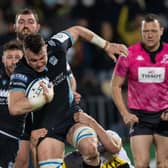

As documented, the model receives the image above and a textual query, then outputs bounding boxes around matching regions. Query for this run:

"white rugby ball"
[26,78,54,110]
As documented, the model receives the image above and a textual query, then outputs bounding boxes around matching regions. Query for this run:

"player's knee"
[157,159,168,168]
[134,155,150,168]
[39,159,63,168]
[135,161,149,168]
[73,126,97,148]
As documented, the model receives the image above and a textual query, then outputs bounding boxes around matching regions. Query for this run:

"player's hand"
[40,81,54,103]
[161,110,168,121]
[105,42,128,62]
[74,112,92,125]
[31,128,48,147]
[123,112,139,125]
[73,91,81,104]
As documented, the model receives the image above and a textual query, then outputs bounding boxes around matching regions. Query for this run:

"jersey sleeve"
[66,62,74,78]
[9,73,29,92]
[47,31,74,58]
[113,56,129,77]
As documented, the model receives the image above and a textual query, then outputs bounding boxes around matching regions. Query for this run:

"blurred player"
[0,40,23,167]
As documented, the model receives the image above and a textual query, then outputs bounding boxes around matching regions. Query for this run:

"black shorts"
[21,113,33,141]
[0,134,19,168]
[37,103,82,145]
[64,151,83,168]
[129,109,168,136]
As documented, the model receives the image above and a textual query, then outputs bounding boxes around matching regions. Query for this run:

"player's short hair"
[3,40,23,52]
[23,33,45,54]
[142,13,163,27]
[15,8,39,23]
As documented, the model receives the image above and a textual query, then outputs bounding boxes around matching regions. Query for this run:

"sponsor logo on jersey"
[0,89,8,105]
[2,79,7,86]
[49,56,58,66]
[138,67,165,83]
[136,55,144,61]
[51,32,69,43]
[0,89,8,97]
[161,54,168,64]
[11,74,28,83]
[48,39,56,47]
[52,72,66,86]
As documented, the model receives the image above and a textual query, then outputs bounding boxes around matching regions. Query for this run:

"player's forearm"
[69,76,77,92]
[89,118,121,153]
[9,100,33,115]
[111,85,129,117]
[67,26,108,49]
[8,93,33,115]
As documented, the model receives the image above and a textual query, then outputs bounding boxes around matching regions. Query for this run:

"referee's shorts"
[129,109,168,137]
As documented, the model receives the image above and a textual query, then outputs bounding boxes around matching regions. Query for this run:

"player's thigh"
[37,137,65,161]
[66,123,84,145]
[130,135,153,163]
[154,134,168,163]
[67,123,98,144]
[66,123,98,155]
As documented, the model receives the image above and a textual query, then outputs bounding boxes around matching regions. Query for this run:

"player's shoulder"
[128,42,142,51]
[162,42,168,50]
[106,130,121,140]
[48,31,71,46]
[11,61,34,84]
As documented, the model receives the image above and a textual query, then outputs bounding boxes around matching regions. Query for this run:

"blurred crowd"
[1,0,168,98]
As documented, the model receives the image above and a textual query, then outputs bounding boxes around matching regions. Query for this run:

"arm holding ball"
[8,78,54,115]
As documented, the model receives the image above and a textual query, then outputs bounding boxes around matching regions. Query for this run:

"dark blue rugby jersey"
[9,31,75,129]
[0,67,25,138]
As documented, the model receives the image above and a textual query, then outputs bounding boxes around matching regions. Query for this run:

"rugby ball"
[26,78,54,110]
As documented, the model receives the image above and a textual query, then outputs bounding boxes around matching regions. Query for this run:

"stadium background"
[1,0,168,167]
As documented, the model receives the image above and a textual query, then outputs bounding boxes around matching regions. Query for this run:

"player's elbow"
[8,92,24,115]
[106,131,122,154]
[103,140,121,154]
[104,143,121,154]
[8,105,21,116]
[109,144,122,154]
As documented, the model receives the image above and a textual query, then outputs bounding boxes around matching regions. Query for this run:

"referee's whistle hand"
[161,111,168,121]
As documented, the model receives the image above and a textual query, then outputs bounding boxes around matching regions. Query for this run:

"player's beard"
[17,28,32,41]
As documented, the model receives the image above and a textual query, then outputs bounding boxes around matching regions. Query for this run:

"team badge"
[49,56,58,66]
[136,55,144,61]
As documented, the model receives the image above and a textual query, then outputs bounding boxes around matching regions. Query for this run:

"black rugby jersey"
[9,31,74,130]
[0,67,25,138]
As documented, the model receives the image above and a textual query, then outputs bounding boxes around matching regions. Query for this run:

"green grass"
[122,143,155,164]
